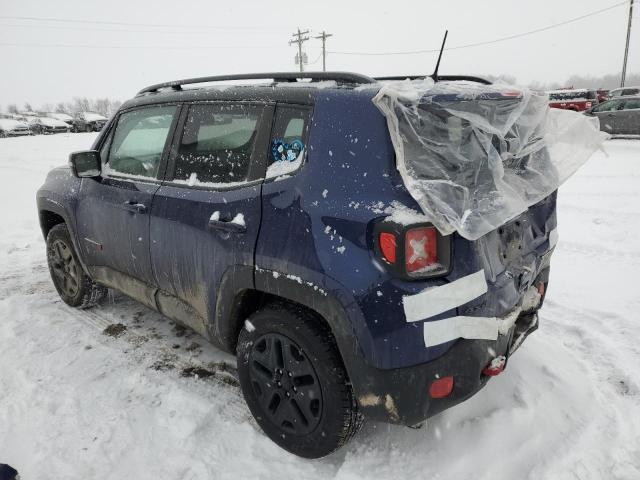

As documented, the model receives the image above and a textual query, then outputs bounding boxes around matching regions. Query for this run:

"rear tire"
[237,303,363,458]
[46,223,106,308]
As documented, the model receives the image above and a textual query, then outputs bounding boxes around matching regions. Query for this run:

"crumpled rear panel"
[373,79,607,240]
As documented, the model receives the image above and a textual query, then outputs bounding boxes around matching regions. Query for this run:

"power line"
[0,42,280,50]
[0,14,282,31]
[0,22,283,35]
[328,1,628,56]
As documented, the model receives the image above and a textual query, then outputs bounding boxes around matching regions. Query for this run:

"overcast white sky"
[0,0,637,107]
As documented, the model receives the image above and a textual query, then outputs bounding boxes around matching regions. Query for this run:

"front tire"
[46,223,106,308]
[237,303,362,458]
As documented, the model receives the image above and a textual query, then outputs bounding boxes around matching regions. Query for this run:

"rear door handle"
[122,201,148,214]
[208,212,246,233]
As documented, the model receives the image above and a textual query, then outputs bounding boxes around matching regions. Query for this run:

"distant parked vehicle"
[0,118,31,137]
[585,96,640,135]
[609,86,640,98]
[27,116,71,135]
[73,112,108,132]
[548,89,598,111]
[596,89,609,103]
[45,112,74,128]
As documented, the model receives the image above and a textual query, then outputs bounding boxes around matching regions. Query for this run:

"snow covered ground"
[0,134,639,479]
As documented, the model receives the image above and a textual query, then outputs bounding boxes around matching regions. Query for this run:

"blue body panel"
[37,84,557,375]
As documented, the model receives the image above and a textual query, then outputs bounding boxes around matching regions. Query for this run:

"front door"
[76,105,179,286]
[150,102,272,334]
[594,99,624,134]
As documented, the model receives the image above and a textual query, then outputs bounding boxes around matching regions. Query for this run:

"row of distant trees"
[486,72,640,91]
[1,97,122,117]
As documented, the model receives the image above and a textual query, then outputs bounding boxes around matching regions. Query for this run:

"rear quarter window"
[265,105,312,179]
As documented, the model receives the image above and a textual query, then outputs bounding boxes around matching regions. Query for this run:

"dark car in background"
[548,88,598,111]
[27,116,70,135]
[586,96,640,135]
[596,89,609,103]
[72,111,108,132]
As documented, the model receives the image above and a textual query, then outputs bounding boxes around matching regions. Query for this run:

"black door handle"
[122,201,148,214]
[208,213,246,233]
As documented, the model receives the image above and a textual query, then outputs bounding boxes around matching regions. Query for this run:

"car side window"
[623,99,640,110]
[173,103,261,186]
[105,105,177,179]
[595,100,621,112]
[266,105,312,179]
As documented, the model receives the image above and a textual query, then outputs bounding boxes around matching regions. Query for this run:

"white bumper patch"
[422,316,499,348]
[421,308,523,348]
[403,270,488,322]
[402,270,538,348]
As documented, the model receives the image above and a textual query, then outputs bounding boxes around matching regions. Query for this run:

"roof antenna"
[430,30,448,82]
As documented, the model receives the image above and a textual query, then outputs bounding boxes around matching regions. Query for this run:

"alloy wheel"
[49,239,80,298]
[249,333,323,435]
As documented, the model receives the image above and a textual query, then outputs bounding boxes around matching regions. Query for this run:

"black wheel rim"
[249,333,323,435]
[49,239,80,298]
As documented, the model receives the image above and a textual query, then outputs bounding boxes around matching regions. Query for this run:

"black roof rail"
[137,71,377,95]
[374,75,492,85]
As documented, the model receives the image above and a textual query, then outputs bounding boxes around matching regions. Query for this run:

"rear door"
[593,99,624,133]
[618,98,640,134]
[150,101,272,334]
[76,104,178,286]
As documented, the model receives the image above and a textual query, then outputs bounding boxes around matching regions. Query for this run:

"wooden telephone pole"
[289,28,310,72]
[314,31,333,72]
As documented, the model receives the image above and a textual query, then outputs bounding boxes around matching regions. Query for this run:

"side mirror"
[69,150,101,178]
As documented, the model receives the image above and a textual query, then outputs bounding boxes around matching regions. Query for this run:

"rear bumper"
[351,311,538,426]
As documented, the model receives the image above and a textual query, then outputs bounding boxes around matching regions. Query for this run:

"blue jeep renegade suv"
[37,72,557,458]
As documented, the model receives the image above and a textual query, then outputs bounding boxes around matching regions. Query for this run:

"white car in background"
[0,118,31,137]
[609,86,640,98]
[45,112,74,128]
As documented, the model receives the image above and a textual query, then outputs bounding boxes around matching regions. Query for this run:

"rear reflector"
[405,226,437,273]
[537,282,545,297]
[379,232,397,264]
[429,376,454,399]
[482,356,506,376]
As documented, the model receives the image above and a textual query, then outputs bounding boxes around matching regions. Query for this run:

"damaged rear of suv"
[37,72,604,459]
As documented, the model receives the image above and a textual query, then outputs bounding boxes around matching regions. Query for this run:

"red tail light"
[374,220,451,280]
[379,232,397,264]
[405,227,438,273]
[429,376,454,398]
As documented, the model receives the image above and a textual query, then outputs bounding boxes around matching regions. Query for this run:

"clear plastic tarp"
[373,79,607,240]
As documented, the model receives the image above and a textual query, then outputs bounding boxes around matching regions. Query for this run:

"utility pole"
[289,28,310,73]
[314,31,333,72]
[621,0,634,87]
